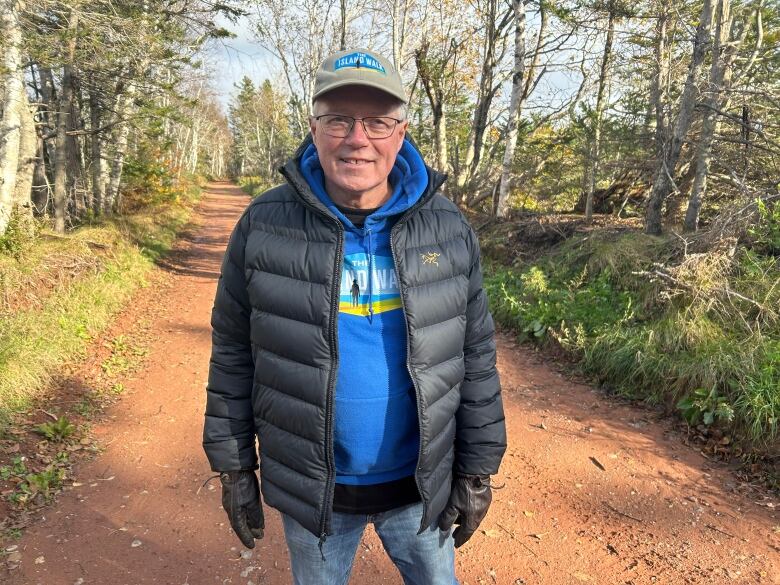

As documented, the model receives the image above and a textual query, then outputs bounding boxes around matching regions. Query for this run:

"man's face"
[310,86,408,205]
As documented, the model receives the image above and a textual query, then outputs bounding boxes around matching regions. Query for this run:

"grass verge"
[483,215,780,460]
[0,182,201,432]
[237,175,277,198]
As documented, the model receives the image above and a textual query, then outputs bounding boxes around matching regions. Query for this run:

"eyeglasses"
[312,114,404,139]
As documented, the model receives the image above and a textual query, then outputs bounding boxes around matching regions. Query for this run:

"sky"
[207,16,277,109]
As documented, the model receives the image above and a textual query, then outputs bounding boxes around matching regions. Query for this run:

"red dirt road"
[4,183,779,585]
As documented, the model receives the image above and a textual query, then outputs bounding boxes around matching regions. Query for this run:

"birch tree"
[496,0,527,217]
[0,0,27,235]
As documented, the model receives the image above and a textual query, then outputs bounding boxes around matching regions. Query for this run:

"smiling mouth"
[340,158,372,165]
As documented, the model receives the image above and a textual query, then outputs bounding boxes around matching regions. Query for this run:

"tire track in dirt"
[4,183,779,585]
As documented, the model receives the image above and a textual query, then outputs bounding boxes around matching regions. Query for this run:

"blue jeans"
[281,502,458,585]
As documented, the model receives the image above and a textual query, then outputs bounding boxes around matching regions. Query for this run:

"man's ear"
[396,121,409,153]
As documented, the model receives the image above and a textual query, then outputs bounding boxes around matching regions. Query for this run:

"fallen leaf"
[482,529,502,538]
[523,510,534,517]
[572,572,592,582]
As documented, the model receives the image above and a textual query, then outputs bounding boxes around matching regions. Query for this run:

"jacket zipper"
[321,225,343,546]
[280,165,343,550]
[388,178,444,534]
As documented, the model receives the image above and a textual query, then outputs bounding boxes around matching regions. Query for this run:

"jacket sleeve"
[202,209,258,472]
[454,224,507,475]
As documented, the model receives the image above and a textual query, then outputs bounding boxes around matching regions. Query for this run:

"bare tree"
[584,2,619,223]
[684,0,763,232]
[645,0,715,235]
[455,0,512,195]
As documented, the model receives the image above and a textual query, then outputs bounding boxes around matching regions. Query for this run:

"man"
[203,48,506,585]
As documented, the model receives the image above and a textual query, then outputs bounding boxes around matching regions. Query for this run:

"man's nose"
[345,119,371,145]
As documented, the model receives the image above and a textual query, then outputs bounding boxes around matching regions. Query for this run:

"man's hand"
[220,470,265,548]
[438,474,492,548]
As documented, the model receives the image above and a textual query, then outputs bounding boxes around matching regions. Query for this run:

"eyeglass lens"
[320,115,396,138]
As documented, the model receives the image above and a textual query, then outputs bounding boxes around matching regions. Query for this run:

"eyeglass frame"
[311,114,406,140]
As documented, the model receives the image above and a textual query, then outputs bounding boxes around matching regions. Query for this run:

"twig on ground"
[705,523,735,538]
[39,409,59,421]
[603,501,643,523]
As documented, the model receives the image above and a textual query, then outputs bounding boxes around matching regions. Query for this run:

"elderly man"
[203,48,506,585]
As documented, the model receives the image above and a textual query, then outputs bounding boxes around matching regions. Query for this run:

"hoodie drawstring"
[366,227,374,323]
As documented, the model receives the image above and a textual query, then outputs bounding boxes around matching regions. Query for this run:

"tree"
[684,0,763,232]
[497,0,529,218]
[583,1,620,224]
[645,0,715,235]
[0,0,28,235]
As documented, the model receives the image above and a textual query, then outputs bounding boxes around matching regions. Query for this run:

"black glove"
[220,470,265,548]
[438,474,492,548]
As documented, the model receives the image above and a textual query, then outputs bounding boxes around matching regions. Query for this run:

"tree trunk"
[67,70,85,218]
[585,9,616,224]
[0,0,25,235]
[645,0,714,235]
[189,116,200,174]
[684,0,760,232]
[37,66,57,196]
[13,88,36,216]
[497,0,527,218]
[104,86,136,214]
[650,0,671,161]
[415,41,451,176]
[457,0,508,193]
[390,0,410,71]
[53,10,79,234]
[434,102,448,175]
[339,0,347,51]
[89,89,105,213]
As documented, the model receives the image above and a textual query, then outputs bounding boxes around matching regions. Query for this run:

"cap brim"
[312,79,407,104]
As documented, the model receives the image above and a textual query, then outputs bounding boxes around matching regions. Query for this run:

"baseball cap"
[313,48,407,104]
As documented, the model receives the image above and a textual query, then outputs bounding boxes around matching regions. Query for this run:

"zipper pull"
[318,532,327,561]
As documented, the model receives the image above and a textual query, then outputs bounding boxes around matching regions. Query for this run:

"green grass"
[0,183,201,431]
[238,175,277,198]
[484,227,780,451]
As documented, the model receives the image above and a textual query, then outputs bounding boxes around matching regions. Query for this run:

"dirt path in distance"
[4,182,779,585]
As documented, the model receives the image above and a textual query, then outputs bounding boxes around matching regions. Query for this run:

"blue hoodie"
[300,138,429,485]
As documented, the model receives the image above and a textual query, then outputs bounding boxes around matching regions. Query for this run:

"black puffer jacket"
[203,140,506,539]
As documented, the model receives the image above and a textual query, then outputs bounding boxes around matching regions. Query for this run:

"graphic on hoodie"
[350,279,360,307]
[339,252,401,316]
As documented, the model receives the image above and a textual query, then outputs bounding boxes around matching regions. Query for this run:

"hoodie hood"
[298,137,429,232]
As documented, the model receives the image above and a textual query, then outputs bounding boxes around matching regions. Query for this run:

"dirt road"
[4,183,779,585]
